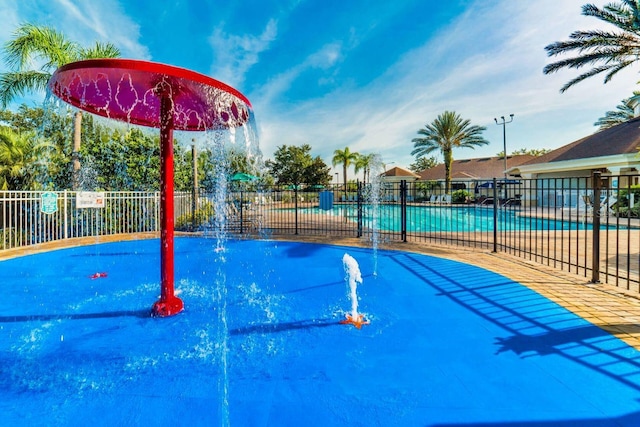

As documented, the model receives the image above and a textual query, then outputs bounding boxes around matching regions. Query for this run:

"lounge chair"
[226,202,260,231]
[577,192,617,217]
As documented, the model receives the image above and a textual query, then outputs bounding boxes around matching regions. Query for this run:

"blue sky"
[1,0,637,177]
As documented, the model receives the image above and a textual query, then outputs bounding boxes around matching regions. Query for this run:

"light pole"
[494,114,514,179]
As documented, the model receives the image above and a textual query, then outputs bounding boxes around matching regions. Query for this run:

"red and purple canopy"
[48,58,252,131]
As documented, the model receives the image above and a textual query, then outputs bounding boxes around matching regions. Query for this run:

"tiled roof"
[381,166,420,178]
[418,155,535,180]
[522,117,640,165]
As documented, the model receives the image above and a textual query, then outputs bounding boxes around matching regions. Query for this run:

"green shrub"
[452,189,471,204]
[175,202,215,231]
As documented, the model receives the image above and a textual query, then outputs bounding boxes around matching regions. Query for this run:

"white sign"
[76,191,105,209]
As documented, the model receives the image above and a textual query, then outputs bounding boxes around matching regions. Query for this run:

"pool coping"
[3,231,640,351]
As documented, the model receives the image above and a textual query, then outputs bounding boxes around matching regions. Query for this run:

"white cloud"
[254,41,343,106]
[52,0,150,59]
[208,19,278,87]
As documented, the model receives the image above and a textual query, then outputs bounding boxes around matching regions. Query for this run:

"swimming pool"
[2,238,639,426]
[296,204,602,232]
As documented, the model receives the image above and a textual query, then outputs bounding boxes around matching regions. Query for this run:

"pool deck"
[2,231,640,352]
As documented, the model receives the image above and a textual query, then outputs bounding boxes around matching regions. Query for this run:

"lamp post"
[494,114,514,179]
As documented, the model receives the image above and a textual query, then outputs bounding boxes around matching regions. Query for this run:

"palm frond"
[545,32,640,60]
[594,94,637,129]
[583,3,637,30]
[0,70,51,108]
[1,23,121,106]
[3,23,77,71]
[411,111,488,158]
[80,42,121,59]
[544,1,640,91]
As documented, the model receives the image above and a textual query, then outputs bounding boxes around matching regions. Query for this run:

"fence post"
[399,180,407,242]
[294,185,298,235]
[191,144,198,231]
[239,190,244,234]
[357,181,363,237]
[63,190,68,240]
[591,171,601,283]
[155,192,160,232]
[492,177,498,253]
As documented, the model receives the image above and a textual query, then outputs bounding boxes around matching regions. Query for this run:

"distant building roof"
[521,117,640,166]
[418,155,535,181]
[381,166,420,178]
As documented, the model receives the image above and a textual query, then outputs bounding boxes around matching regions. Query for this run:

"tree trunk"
[443,149,453,194]
[343,164,348,200]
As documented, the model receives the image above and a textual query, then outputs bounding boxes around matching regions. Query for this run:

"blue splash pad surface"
[1,237,640,426]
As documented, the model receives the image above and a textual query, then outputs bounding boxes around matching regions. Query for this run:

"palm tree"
[411,111,489,194]
[332,146,359,190]
[0,23,120,189]
[594,91,640,130]
[0,127,52,190]
[354,153,378,183]
[543,1,640,92]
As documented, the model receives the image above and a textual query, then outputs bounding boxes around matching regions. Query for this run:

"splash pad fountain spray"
[48,58,253,317]
[339,253,370,329]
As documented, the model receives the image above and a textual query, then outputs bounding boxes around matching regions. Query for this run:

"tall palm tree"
[594,91,640,130]
[0,23,120,189]
[543,1,640,92]
[0,126,53,190]
[332,146,359,190]
[354,153,377,183]
[411,111,488,194]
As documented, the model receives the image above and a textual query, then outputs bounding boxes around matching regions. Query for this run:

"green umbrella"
[231,172,258,182]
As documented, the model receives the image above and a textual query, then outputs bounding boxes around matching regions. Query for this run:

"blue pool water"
[298,205,602,232]
[1,238,640,426]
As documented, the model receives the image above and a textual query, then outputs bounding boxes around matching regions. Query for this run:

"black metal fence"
[180,172,639,292]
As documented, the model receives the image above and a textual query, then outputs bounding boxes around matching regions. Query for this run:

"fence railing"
[2,173,639,293]
[0,191,159,249]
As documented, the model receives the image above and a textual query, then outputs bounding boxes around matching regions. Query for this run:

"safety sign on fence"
[40,191,58,214]
[76,191,106,209]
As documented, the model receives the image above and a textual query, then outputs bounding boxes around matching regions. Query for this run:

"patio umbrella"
[477,181,494,188]
[231,172,258,182]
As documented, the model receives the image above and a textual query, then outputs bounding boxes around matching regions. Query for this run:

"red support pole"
[152,90,184,317]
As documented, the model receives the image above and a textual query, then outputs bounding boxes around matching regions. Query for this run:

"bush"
[616,205,639,218]
[451,189,471,204]
[175,202,215,231]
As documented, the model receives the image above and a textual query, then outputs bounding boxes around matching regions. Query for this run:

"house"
[418,155,534,187]
[380,166,420,183]
[509,117,640,180]
[379,166,420,201]
[508,117,640,207]
[417,155,534,200]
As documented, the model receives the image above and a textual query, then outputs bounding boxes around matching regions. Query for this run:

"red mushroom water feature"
[48,59,252,317]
